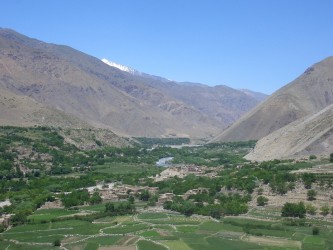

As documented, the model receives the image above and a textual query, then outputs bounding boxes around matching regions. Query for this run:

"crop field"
[2,207,333,250]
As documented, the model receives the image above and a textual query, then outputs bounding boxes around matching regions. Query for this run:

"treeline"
[163,193,250,218]
[61,190,102,208]
[134,137,190,146]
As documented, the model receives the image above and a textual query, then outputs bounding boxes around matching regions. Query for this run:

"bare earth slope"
[0,88,90,128]
[153,82,262,125]
[210,56,333,142]
[0,28,264,139]
[245,103,333,161]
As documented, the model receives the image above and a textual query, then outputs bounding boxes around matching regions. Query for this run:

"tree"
[105,202,115,213]
[307,190,317,201]
[139,190,150,201]
[61,189,90,208]
[312,227,320,235]
[257,196,268,206]
[128,195,135,204]
[309,155,317,160]
[302,173,315,189]
[89,192,102,205]
[11,212,27,226]
[163,201,172,210]
[281,202,306,218]
[330,153,333,163]
[208,205,221,219]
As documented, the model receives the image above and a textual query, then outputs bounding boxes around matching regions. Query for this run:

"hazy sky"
[1,0,333,94]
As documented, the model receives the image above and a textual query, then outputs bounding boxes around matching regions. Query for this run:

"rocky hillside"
[152,82,262,125]
[245,103,333,161]
[0,28,264,139]
[211,56,333,142]
[0,88,90,129]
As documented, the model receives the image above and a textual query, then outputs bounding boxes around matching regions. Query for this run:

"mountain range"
[2,28,333,160]
[0,28,266,139]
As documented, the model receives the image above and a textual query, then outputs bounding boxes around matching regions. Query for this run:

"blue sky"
[1,0,333,94]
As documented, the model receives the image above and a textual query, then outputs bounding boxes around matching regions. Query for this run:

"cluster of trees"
[138,190,158,206]
[0,167,131,227]
[105,201,135,215]
[163,193,249,218]
[61,190,102,208]
[281,202,306,218]
[283,202,333,217]
[134,137,190,146]
[1,189,55,226]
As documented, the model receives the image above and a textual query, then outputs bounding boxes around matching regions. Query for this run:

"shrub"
[312,227,320,235]
[257,196,268,206]
[54,239,61,246]
[307,190,317,201]
[306,204,317,215]
[320,205,330,216]
[309,155,317,160]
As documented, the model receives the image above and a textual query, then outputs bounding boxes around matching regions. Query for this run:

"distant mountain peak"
[101,58,172,82]
[101,58,141,75]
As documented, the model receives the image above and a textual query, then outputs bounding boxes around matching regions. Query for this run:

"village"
[35,164,222,211]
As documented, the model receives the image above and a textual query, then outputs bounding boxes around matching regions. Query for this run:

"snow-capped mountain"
[101,58,171,82]
[101,58,141,75]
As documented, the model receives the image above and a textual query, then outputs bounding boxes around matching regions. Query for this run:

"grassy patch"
[247,228,291,238]
[137,212,168,220]
[206,236,262,250]
[137,240,168,250]
[28,208,80,223]
[83,242,98,250]
[164,239,192,250]
[303,235,325,245]
[144,215,204,226]
[88,235,122,245]
[245,235,301,249]
[103,223,150,234]
[176,225,198,233]
[79,203,106,212]
[94,215,132,223]
[0,242,58,250]
[93,163,156,175]
[139,230,161,237]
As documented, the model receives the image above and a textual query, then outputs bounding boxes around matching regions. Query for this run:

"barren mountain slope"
[0,28,223,138]
[0,88,90,128]
[210,56,333,142]
[151,82,263,125]
[245,103,333,161]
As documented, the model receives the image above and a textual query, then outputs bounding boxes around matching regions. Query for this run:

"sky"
[1,0,333,94]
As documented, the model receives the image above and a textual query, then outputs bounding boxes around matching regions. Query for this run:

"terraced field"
[1,206,333,250]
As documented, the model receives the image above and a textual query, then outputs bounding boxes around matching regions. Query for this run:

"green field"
[3,206,333,250]
[93,162,159,175]
[137,240,168,250]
